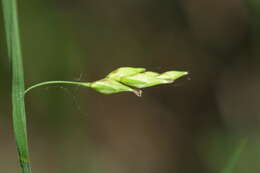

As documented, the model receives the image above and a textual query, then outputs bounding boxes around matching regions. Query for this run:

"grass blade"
[1,0,32,173]
[221,138,247,173]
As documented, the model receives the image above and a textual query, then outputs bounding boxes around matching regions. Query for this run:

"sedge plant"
[1,1,188,172]
[1,0,247,173]
[25,67,188,96]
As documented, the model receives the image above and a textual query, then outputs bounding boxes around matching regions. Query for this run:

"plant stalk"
[25,81,91,94]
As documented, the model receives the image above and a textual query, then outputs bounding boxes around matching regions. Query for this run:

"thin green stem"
[25,81,91,94]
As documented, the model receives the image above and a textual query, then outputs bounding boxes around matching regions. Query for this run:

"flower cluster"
[87,67,188,96]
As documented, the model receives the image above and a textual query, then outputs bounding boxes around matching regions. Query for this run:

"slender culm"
[24,81,90,94]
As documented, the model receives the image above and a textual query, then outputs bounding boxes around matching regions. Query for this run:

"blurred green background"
[1,0,260,173]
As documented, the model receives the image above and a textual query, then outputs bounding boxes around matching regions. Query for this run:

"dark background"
[1,0,259,173]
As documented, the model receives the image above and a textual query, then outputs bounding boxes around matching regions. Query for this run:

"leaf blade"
[1,0,32,172]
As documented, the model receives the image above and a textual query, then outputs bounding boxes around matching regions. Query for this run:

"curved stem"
[25,81,91,95]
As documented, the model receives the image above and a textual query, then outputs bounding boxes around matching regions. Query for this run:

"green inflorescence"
[26,67,188,97]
